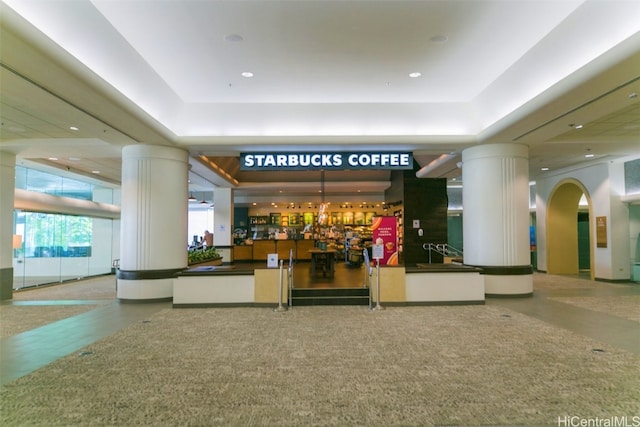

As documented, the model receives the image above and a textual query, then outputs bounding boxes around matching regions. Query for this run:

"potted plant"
[188,247,222,266]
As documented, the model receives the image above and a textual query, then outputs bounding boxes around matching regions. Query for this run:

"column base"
[484,274,533,297]
[116,268,183,302]
[468,265,533,297]
[117,278,174,303]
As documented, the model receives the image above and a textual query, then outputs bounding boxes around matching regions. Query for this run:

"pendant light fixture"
[317,170,328,225]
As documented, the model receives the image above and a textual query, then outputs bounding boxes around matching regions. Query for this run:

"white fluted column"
[118,144,189,302]
[462,143,532,296]
[0,151,16,300]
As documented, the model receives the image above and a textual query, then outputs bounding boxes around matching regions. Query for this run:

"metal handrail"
[288,249,294,307]
[422,243,463,263]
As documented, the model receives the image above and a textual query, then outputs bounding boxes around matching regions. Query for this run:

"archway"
[546,179,594,279]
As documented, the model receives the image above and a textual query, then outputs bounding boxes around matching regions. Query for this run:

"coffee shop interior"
[186,159,447,291]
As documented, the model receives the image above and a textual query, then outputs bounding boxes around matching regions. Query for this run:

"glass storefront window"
[12,166,117,289]
[13,211,112,289]
[15,166,95,200]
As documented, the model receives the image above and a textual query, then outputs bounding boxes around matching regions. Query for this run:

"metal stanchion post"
[274,259,288,312]
[288,249,294,308]
[362,259,367,288]
[371,258,384,311]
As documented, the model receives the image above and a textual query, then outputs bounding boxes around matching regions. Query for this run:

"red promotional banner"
[371,216,398,265]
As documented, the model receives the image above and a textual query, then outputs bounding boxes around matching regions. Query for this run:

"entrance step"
[291,287,369,306]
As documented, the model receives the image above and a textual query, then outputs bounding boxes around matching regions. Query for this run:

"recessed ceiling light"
[430,35,448,43]
[409,72,422,78]
[629,92,638,99]
[585,154,595,158]
[48,157,58,161]
[541,167,550,171]
[224,34,244,42]
[69,126,79,131]
[91,170,100,174]
[575,124,583,129]
[69,157,81,161]
[241,72,254,78]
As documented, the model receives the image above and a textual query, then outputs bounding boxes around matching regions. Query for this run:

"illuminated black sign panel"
[240,152,413,171]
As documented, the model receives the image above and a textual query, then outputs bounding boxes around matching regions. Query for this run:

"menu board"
[303,212,314,225]
[343,212,354,225]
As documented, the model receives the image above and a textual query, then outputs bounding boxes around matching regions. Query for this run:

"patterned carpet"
[1,274,639,426]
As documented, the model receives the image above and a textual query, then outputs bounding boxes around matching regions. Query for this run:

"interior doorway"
[546,179,594,279]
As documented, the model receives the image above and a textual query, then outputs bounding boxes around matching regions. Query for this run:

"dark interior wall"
[383,169,449,265]
[577,212,590,270]
[386,170,405,203]
[402,173,448,265]
[234,207,249,229]
[447,214,463,250]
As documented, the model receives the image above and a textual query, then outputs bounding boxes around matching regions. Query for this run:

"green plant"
[188,247,221,264]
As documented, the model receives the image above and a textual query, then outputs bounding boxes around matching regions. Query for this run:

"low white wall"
[174,275,254,304]
[405,272,484,303]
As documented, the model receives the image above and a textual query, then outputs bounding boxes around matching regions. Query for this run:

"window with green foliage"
[15,211,93,258]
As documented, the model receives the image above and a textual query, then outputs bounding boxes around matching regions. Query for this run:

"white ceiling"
[0,0,639,207]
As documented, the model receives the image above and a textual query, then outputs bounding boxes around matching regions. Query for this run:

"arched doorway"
[546,179,594,279]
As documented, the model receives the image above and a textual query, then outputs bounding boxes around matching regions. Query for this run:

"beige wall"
[254,268,289,303]
[546,181,584,275]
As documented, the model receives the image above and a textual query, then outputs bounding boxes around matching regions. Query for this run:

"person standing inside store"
[203,230,213,248]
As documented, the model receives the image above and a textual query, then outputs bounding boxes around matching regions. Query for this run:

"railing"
[275,249,295,312]
[288,249,294,307]
[274,259,288,312]
[422,243,463,264]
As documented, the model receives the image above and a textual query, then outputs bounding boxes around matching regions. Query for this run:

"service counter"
[233,239,318,262]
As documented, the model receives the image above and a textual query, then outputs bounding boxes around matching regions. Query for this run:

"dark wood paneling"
[401,174,448,266]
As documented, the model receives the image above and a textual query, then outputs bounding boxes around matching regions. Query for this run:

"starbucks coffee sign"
[240,152,413,171]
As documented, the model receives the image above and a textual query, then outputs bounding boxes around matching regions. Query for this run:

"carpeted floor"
[0,273,639,426]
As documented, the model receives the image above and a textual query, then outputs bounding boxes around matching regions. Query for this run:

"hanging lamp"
[317,170,328,225]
